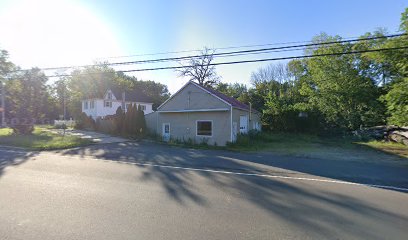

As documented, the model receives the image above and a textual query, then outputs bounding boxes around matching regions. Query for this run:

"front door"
[239,115,248,134]
[162,123,170,142]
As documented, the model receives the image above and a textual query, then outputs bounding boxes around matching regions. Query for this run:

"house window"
[107,92,112,100]
[84,101,88,109]
[197,120,212,136]
[140,105,146,111]
[104,101,112,108]
[90,100,94,109]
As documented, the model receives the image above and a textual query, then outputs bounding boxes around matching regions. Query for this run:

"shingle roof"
[193,82,252,111]
[110,87,152,103]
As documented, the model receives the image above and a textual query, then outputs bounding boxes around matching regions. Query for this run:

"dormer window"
[105,101,112,108]
[107,92,112,100]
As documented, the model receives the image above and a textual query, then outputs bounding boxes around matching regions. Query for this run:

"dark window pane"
[197,121,212,136]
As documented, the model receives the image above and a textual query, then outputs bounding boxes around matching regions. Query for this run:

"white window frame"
[104,101,112,108]
[90,100,94,109]
[140,105,146,111]
[84,101,88,109]
[107,92,112,100]
[163,123,170,134]
[196,120,213,137]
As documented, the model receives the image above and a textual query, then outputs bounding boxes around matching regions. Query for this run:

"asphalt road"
[0,143,407,240]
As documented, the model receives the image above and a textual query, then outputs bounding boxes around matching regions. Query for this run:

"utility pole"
[0,80,5,127]
[63,85,66,120]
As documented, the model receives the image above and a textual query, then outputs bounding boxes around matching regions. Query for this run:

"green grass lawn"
[0,127,93,150]
[225,132,408,164]
[358,140,408,158]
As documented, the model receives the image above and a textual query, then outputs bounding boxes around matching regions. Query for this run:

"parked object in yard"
[353,125,408,146]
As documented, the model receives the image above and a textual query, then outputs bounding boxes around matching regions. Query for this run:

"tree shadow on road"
[56,142,408,238]
[199,169,408,239]
[0,148,38,178]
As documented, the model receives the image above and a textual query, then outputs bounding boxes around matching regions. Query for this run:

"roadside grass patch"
[0,127,93,150]
[226,132,325,153]
[357,140,408,158]
[226,131,407,164]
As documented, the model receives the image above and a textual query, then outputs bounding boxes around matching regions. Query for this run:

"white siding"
[82,99,153,119]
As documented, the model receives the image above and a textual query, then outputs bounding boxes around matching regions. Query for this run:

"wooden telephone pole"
[0,80,5,127]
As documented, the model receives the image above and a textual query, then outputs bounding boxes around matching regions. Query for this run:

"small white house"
[82,87,154,119]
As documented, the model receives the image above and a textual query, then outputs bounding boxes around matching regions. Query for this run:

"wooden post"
[0,81,5,127]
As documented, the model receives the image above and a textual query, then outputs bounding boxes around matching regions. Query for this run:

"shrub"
[114,106,125,133]
[11,124,34,135]
[54,123,67,129]
[75,112,95,130]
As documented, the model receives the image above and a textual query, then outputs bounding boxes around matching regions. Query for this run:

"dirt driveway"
[48,129,129,144]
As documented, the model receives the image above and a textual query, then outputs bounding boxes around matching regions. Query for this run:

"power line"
[15,33,406,72]
[44,45,408,77]
[98,31,405,60]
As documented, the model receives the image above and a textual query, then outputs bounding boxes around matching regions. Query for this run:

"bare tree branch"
[177,47,220,88]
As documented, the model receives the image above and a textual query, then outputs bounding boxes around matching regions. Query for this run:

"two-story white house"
[82,87,154,119]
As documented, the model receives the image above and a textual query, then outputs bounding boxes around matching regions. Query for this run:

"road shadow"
[58,141,408,191]
[0,148,38,178]
[56,142,408,238]
[200,170,408,239]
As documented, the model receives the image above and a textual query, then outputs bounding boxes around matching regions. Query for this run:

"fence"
[54,120,76,128]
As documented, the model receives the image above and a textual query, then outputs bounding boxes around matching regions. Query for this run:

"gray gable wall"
[159,83,230,111]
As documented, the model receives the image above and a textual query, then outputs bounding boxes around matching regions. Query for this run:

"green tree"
[66,64,119,118]
[123,104,134,135]
[216,82,248,100]
[365,8,408,125]
[117,73,170,110]
[6,68,55,133]
[0,49,15,126]
[299,34,384,130]
[136,104,146,136]
[381,78,408,126]
[114,106,125,133]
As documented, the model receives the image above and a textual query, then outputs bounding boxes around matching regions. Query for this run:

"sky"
[0,0,406,93]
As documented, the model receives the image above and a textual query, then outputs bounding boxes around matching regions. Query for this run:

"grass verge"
[357,140,408,158]
[225,132,407,164]
[0,127,93,150]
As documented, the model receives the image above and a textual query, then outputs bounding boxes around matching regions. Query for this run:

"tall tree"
[177,47,220,87]
[377,8,408,125]
[299,34,384,130]
[216,83,248,99]
[117,73,170,110]
[0,49,15,126]
[6,68,55,133]
[381,78,408,126]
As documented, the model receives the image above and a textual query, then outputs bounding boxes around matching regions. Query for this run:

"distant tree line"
[214,8,408,133]
[0,57,170,134]
[1,8,407,136]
